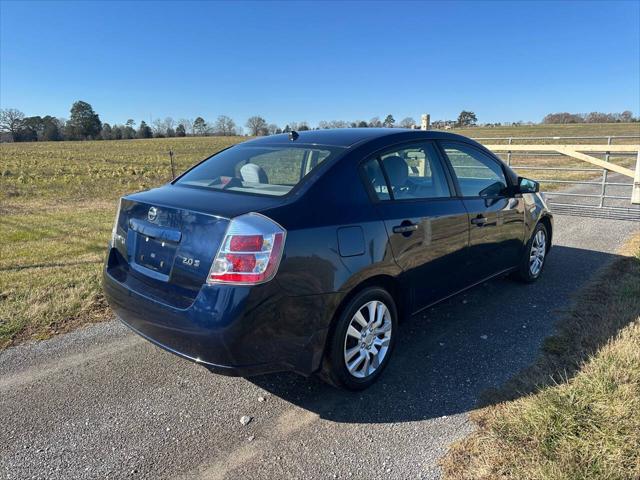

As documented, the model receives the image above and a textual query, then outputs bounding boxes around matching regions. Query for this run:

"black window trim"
[436,140,514,200]
[359,139,458,204]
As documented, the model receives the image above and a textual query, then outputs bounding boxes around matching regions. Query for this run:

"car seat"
[240,163,269,184]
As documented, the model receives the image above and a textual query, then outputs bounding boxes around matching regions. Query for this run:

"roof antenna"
[288,130,299,141]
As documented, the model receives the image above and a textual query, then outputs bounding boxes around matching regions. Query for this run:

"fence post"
[632,149,640,205]
[507,137,512,166]
[599,136,612,208]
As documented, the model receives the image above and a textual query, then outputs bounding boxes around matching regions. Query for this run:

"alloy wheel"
[343,300,392,379]
[529,229,546,276]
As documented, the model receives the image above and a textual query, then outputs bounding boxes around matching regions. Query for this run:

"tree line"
[0,102,455,143]
[0,104,420,143]
[542,111,637,124]
[1,101,637,143]
[0,101,247,142]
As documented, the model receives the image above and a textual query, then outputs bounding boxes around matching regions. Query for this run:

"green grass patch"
[442,236,640,480]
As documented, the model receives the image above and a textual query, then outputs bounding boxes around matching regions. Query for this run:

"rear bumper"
[103,261,340,377]
[119,317,292,377]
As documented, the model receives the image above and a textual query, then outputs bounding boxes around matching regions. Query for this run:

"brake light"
[230,235,263,252]
[207,213,286,285]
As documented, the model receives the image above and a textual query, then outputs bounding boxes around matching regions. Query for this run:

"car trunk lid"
[110,185,283,302]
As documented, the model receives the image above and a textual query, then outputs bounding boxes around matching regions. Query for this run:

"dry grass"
[449,122,640,142]
[0,136,244,348]
[441,235,640,480]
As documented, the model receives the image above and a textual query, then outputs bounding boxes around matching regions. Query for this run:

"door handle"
[393,223,419,234]
[470,215,488,226]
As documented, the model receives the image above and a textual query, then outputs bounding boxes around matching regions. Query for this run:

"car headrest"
[382,155,408,188]
[365,161,386,188]
[240,163,269,184]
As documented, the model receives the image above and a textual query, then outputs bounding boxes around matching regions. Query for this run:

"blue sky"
[1,0,639,127]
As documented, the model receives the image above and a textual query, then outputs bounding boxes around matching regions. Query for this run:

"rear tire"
[318,287,397,391]
[513,222,548,283]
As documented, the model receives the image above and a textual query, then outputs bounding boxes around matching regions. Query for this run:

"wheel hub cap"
[344,300,392,379]
[529,229,546,276]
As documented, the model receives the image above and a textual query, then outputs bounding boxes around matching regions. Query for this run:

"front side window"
[177,145,338,197]
[441,142,507,197]
[362,142,451,201]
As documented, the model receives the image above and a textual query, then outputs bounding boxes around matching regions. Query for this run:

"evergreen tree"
[137,121,153,139]
[67,101,102,139]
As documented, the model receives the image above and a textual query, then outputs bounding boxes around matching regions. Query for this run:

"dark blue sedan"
[103,129,552,390]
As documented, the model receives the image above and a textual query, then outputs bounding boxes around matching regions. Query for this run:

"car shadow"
[248,245,638,424]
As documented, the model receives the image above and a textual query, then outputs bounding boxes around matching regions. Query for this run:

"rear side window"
[177,145,339,197]
[362,142,451,201]
[441,142,507,197]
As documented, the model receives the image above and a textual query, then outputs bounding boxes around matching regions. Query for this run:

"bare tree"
[620,111,634,122]
[213,115,237,136]
[150,117,175,137]
[542,112,585,124]
[328,120,349,128]
[178,118,194,135]
[267,123,279,135]
[152,118,166,136]
[585,112,615,123]
[0,108,26,141]
[164,117,175,131]
[246,116,268,136]
[369,116,382,128]
[399,117,416,128]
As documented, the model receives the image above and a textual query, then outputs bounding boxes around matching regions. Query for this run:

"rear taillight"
[207,213,286,285]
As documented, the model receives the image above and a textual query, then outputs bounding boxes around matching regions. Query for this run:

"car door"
[362,141,470,313]
[439,141,525,282]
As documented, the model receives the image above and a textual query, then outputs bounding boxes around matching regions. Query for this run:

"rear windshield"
[176,144,342,197]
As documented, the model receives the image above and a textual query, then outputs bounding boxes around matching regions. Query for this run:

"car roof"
[242,128,473,148]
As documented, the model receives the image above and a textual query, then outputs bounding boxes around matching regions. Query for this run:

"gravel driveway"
[1,214,638,480]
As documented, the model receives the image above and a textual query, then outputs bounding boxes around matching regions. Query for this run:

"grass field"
[442,234,640,480]
[0,136,244,347]
[0,123,639,348]
[448,122,640,141]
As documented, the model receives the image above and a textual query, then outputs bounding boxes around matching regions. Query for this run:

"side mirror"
[516,176,539,194]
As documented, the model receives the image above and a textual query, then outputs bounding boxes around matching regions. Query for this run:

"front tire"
[319,287,397,390]
[513,222,549,283]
